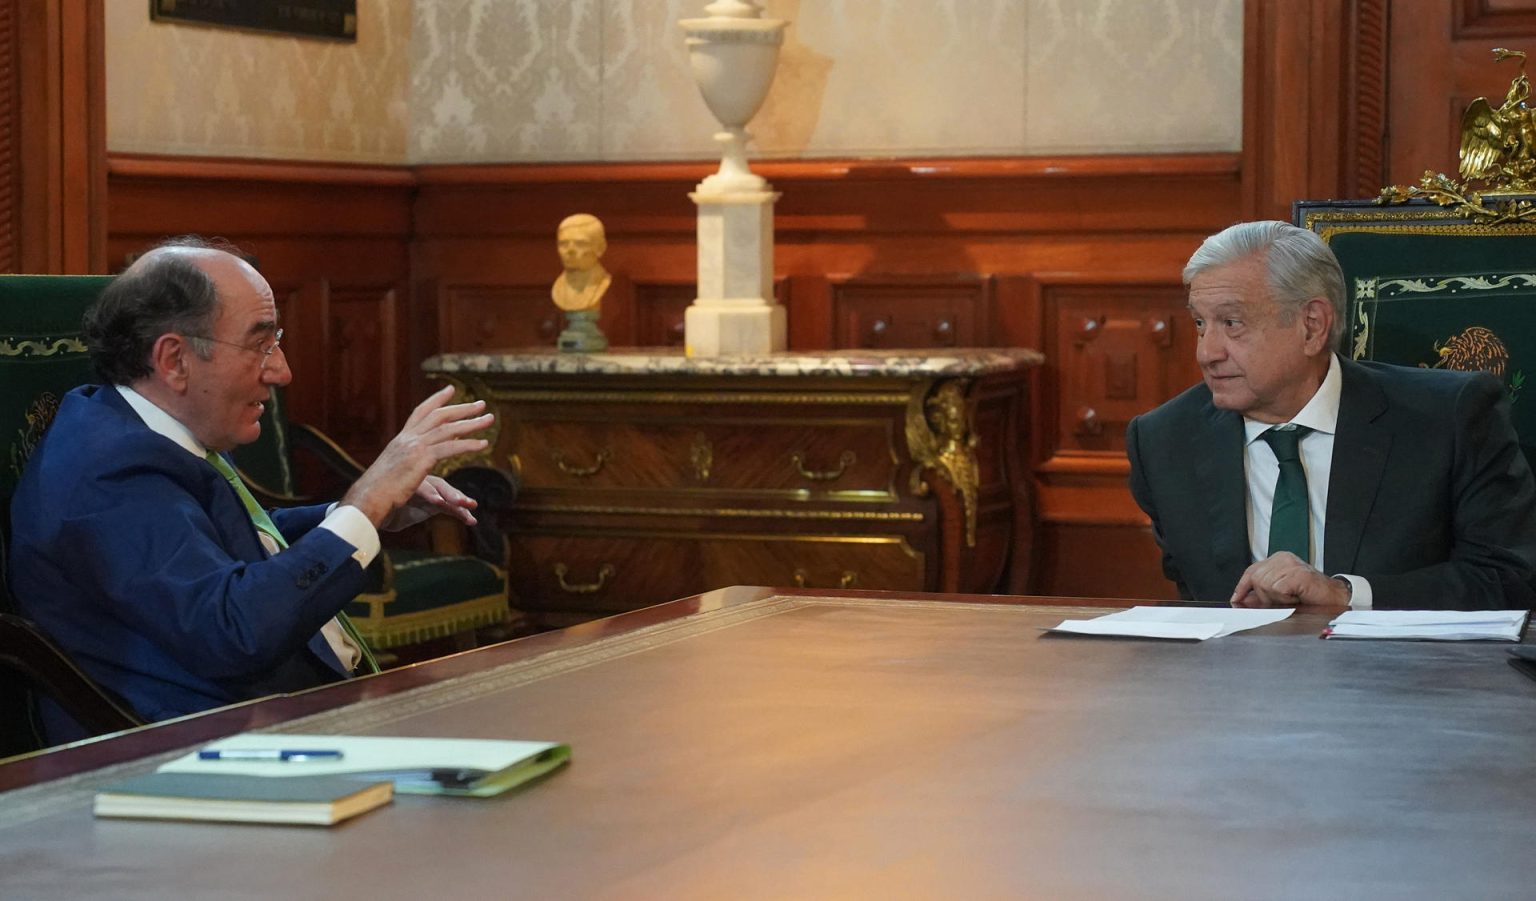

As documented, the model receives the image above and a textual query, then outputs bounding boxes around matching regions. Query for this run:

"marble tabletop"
[422,347,1044,378]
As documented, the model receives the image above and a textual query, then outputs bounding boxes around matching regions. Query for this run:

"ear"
[1300,297,1334,355]
[147,333,192,393]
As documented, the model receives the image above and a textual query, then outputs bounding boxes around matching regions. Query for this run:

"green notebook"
[94,773,393,826]
[159,734,572,798]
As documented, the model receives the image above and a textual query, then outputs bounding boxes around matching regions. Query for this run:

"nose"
[261,345,293,386]
[1196,327,1225,366]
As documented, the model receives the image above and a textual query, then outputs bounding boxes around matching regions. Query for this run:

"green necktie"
[1260,425,1313,563]
[205,452,380,674]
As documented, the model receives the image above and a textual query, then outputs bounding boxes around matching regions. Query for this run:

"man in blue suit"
[9,239,494,741]
[1127,221,1536,610]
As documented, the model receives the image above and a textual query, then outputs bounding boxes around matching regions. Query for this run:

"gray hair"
[83,236,237,384]
[1183,221,1347,347]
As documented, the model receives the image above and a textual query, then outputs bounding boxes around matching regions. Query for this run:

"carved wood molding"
[1454,0,1536,38]
[0,0,16,272]
[1348,0,1391,197]
[414,153,1240,186]
[108,153,415,187]
[3,0,105,273]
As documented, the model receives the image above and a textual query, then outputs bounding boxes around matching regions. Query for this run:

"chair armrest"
[0,613,144,737]
[445,466,518,565]
[287,421,365,482]
[234,468,311,509]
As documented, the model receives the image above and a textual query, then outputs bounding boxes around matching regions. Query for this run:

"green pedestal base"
[557,310,608,353]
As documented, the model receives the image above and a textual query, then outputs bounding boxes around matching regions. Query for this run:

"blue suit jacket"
[1126,357,1536,608]
[9,385,366,740]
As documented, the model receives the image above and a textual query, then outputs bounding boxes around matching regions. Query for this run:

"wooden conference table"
[2,588,1535,899]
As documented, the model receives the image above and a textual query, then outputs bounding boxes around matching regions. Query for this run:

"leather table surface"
[2,593,1534,899]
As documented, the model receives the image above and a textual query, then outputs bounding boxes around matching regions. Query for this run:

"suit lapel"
[1325,359,1390,573]
[1198,402,1250,587]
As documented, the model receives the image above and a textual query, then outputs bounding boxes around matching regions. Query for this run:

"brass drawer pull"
[552,447,610,477]
[793,568,859,589]
[790,450,856,482]
[554,562,615,594]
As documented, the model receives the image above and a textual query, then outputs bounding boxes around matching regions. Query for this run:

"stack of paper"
[1324,610,1529,641]
[1047,607,1294,641]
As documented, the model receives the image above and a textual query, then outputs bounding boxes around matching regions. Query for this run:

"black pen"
[197,748,344,762]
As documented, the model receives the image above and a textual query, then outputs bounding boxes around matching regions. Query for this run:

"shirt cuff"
[319,503,380,568]
[1337,573,1372,610]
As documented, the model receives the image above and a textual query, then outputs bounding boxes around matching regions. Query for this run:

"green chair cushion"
[346,550,509,650]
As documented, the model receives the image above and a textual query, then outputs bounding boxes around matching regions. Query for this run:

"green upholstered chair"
[1296,199,1536,464]
[0,276,144,756]
[230,392,517,661]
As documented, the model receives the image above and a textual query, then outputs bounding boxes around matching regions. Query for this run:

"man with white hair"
[1127,220,1536,609]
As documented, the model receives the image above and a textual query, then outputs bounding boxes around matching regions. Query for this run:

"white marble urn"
[679,0,786,195]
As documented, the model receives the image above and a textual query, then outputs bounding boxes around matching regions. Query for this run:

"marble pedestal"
[686,189,785,355]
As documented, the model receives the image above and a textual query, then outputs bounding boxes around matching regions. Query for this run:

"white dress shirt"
[1240,354,1372,609]
[116,385,378,669]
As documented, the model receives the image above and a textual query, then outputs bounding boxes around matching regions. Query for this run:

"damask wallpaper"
[105,1,411,163]
[105,0,1242,164]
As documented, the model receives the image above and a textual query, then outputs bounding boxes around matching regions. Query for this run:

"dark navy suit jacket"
[1126,357,1536,609]
[9,385,365,740]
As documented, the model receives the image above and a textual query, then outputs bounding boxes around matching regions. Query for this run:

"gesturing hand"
[341,385,494,527]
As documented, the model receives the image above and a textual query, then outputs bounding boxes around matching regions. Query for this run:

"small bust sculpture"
[551,213,612,313]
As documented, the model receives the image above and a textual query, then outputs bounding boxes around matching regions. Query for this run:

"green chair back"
[229,387,298,498]
[0,276,110,504]
[0,275,125,757]
[1296,200,1536,464]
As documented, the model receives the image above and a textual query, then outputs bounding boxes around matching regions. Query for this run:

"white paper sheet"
[1047,606,1294,641]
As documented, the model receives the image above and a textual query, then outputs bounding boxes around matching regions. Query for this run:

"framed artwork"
[149,0,357,42]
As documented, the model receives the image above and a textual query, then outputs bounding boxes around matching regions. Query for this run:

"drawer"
[506,417,900,496]
[509,532,927,619]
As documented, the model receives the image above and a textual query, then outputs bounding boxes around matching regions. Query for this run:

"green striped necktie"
[205,451,380,674]
[1260,425,1313,563]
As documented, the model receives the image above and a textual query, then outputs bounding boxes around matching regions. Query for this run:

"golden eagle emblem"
[1426,326,1524,402]
[8,391,61,480]
[1381,48,1536,222]
[1431,326,1509,375]
[1460,49,1536,191]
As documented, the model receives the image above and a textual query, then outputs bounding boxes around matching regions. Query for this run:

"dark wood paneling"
[634,282,693,349]
[438,283,559,352]
[831,277,989,350]
[5,0,105,273]
[1384,0,1536,189]
[0,0,16,272]
[1033,278,1196,461]
[1035,523,1179,601]
[1454,0,1536,37]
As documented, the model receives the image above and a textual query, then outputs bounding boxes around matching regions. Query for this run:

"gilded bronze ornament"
[690,432,714,482]
[431,375,500,477]
[552,447,611,477]
[1380,48,1536,223]
[905,380,979,547]
[790,450,856,482]
[554,562,616,594]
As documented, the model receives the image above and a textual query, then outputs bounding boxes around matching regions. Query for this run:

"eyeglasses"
[186,328,284,365]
